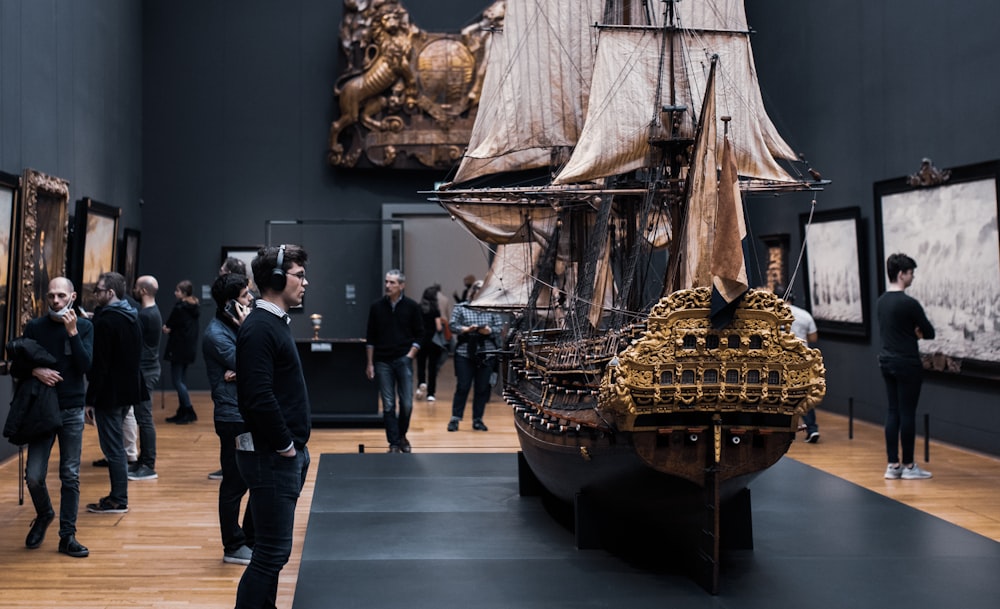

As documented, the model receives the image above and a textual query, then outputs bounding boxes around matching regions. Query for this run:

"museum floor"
[0,373,997,608]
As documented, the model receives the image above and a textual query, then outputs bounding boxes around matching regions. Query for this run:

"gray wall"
[744,1,1000,455]
[1,1,997,461]
[140,0,493,397]
[0,0,143,460]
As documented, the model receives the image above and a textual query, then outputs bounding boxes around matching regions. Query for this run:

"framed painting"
[120,228,141,291]
[874,159,1000,378]
[799,207,870,338]
[0,171,20,347]
[15,169,70,338]
[221,245,263,293]
[72,198,121,313]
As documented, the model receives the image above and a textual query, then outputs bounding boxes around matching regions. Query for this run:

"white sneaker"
[884,464,902,479]
[415,383,427,400]
[426,395,435,402]
[901,463,932,480]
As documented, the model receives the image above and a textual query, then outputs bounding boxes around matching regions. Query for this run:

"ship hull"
[508,379,794,507]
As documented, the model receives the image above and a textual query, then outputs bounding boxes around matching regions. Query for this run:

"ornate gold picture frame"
[15,169,70,338]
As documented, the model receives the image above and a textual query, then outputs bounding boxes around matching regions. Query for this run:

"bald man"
[126,275,162,481]
[20,277,93,557]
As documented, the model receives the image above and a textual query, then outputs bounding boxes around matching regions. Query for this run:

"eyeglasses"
[289,271,306,281]
[93,286,109,294]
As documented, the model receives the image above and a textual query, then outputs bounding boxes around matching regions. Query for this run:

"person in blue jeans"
[19,277,93,557]
[234,244,311,609]
[877,253,936,480]
[365,269,423,453]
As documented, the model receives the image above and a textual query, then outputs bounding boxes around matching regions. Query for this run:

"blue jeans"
[94,405,130,506]
[374,356,414,447]
[25,407,84,538]
[235,446,310,609]
[451,355,493,421]
[171,361,192,410]
[880,358,923,465]
[801,408,818,434]
[216,420,254,553]
[135,367,160,468]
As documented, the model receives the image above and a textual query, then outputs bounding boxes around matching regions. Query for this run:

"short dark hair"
[886,253,917,282]
[211,273,248,309]
[98,272,126,299]
[252,244,308,293]
[221,256,247,276]
[772,284,795,303]
[176,279,194,297]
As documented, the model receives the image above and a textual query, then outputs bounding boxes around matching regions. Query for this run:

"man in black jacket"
[234,244,310,609]
[84,272,147,514]
[365,269,423,453]
[19,277,93,557]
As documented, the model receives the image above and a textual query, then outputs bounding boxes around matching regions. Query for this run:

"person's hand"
[62,308,79,335]
[162,325,171,334]
[278,447,297,458]
[478,325,491,335]
[32,367,63,386]
[84,406,96,426]
[914,326,924,339]
[365,363,374,380]
[224,370,236,382]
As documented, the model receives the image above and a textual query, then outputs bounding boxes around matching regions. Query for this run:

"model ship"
[430,0,826,592]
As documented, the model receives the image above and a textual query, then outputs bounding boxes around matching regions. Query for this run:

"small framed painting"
[799,206,870,338]
[72,197,122,313]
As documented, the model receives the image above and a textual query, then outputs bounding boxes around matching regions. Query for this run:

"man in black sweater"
[234,244,310,609]
[365,269,423,453]
[877,253,936,480]
[21,277,93,557]
[85,272,148,514]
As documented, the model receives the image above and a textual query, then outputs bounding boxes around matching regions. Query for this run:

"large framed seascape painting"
[15,169,70,338]
[72,198,121,314]
[0,171,20,346]
[874,159,1000,379]
[799,207,869,338]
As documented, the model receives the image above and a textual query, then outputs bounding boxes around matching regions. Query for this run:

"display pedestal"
[296,339,381,425]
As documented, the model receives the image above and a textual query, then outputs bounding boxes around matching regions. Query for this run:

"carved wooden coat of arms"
[328,0,505,169]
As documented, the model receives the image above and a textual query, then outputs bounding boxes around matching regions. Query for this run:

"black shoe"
[25,512,55,549]
[170,410,197,424]
[58,535,89,558]
[86,497,129,514]
[447,419,459,432]
[165,410,185,423]
[92,458,109,467]
[387,445,402,453]
[805,431,820,443]
[400,437,412,453]
[472,419,488,432]
[127,461,140,473]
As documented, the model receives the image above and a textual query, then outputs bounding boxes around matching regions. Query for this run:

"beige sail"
[675,59,721,290]
[555,14,799,185]
[453,0,605,185]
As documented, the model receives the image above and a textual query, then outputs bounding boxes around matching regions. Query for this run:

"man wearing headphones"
[234,244,311,609]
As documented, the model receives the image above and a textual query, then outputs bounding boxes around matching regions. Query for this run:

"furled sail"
[452,0,605,184]
[554,2,799,185]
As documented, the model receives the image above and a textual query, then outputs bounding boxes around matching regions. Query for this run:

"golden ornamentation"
[328,0,505,169]
[16,169,70,339]
[600,287,826,425]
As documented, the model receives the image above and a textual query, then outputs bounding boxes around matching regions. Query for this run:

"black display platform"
[293,453,1000,609]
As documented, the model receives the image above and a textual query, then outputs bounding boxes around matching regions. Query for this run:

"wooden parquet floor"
[1,374,997,608]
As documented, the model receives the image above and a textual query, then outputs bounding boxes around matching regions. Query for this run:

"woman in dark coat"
[163,280,200,423]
